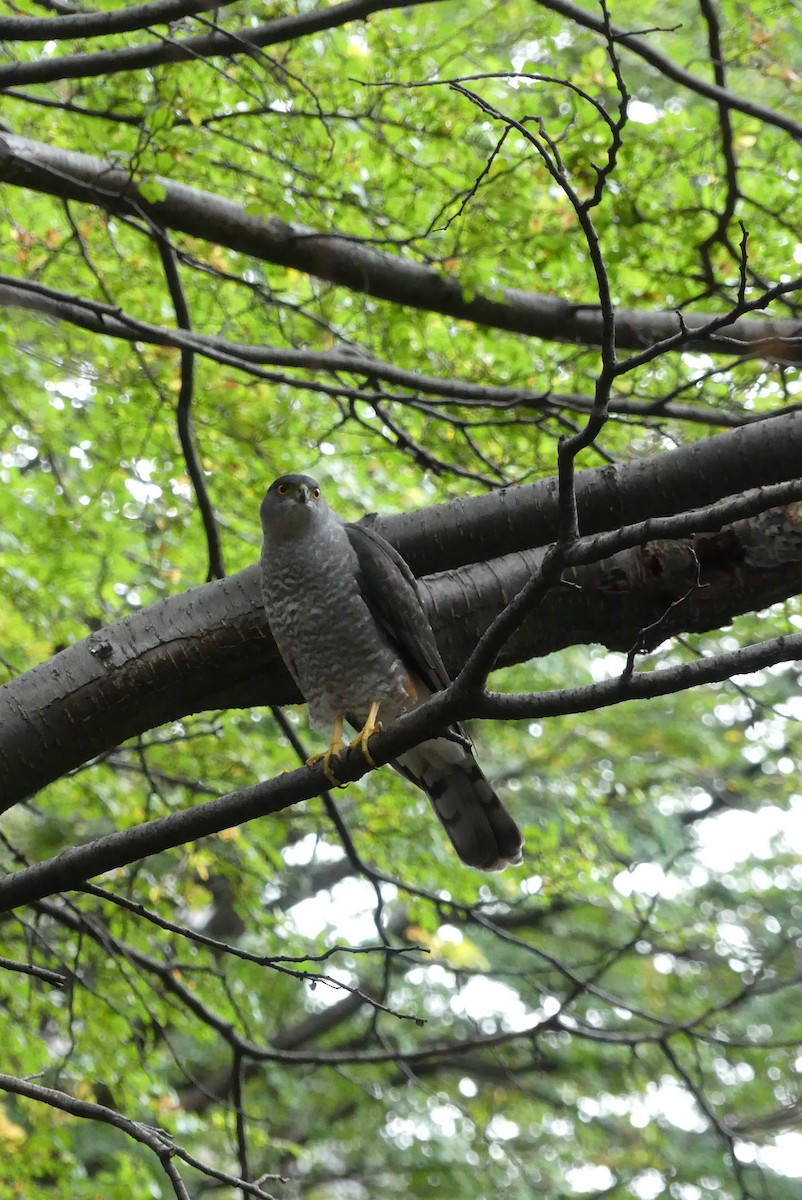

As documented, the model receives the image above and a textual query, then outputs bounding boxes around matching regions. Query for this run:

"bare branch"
[0,0,447,88]
[0,0,240,40]
[0,1074,193,1200]
[0,955,66,986]
[154,234,225,581]
[0,273,792,423]
[533,0,802,141]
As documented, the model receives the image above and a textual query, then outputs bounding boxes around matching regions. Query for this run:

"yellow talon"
[307,716,347,787]
[349,701,382,767]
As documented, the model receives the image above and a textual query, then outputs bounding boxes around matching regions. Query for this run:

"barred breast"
[261,514,413,730]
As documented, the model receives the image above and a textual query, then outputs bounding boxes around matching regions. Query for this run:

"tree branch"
[0,0,446,87]
[534,0,802,141]
[0,272,786,424]
[1,414,801,806]
[0,0,240,40]
[1,134,799,361]
[0,1074,192,1200]
[0,629,800,912]
[153,234,225,581]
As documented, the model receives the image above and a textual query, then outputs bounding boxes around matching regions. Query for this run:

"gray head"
[260,473,331,542]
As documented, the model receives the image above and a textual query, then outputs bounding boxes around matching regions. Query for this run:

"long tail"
[394,737,523,871]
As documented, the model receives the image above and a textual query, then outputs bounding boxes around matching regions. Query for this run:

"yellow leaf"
[0,1108,26,1150]
[404,926,489,969]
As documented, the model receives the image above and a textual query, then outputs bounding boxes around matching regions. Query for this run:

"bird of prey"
[259,473,523,871]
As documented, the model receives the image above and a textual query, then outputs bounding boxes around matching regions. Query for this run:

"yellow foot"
[306,715,347,786]
[349,700,382,767]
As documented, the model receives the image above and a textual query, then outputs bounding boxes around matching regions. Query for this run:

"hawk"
[259,474,523,870]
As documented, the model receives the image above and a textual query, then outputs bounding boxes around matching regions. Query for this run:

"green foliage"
[1,1,802,1198]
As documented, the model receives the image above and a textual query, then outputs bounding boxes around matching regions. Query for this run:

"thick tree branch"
[0,0,240,40]
[382,411,802,576]
[1,414,801,807]
[1,134,799,361]
[0,0,446,87]
[1,0,797,145]
[0,631,800,912]
[452,477,802,691]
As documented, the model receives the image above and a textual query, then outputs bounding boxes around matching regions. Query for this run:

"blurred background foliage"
[1,1,802,1197]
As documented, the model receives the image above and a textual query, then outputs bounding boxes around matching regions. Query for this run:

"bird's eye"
[312,488,321,500]
[276,483,288,496]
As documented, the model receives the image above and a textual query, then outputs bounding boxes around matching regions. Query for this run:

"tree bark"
[1,412,801,808]
[1,132,800,362]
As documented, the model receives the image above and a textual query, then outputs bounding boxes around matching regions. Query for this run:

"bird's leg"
[306,715,347,787]
[349,700,382,767]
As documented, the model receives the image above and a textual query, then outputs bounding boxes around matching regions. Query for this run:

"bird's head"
[260,473,327,540]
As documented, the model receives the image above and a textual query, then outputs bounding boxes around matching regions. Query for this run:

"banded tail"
[395,737,524,871]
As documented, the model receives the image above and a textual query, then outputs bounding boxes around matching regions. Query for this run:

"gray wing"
[347,521,522,868]
[344,521,451,694]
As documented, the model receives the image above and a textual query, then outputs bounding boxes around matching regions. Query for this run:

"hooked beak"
[296,483,311,505]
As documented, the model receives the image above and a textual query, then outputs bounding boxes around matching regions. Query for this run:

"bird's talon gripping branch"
[349,701,382,767]
[307,716,347,786]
